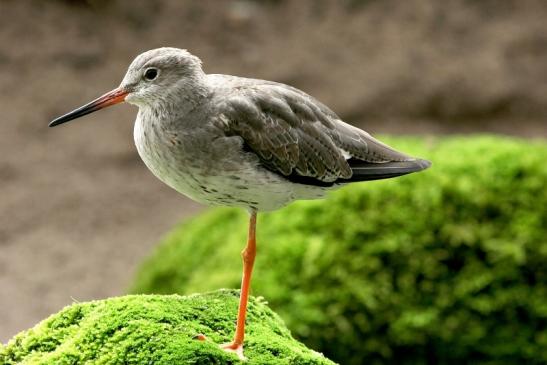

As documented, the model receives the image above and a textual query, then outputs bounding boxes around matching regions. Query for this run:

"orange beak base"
[49,88,128,127]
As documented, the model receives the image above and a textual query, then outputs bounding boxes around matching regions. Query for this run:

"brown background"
[1,0,546,342]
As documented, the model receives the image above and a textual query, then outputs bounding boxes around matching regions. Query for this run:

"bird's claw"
[194,335,246,361]
[220,342,246,361]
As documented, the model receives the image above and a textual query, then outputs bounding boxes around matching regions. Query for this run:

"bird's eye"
[144,68,158,81]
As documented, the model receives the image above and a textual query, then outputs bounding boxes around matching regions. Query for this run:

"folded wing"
[213,78,430,187]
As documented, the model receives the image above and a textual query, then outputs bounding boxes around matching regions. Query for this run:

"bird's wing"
[213,80,428,185]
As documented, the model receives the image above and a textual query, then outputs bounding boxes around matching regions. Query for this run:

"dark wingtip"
[414,158,432,171]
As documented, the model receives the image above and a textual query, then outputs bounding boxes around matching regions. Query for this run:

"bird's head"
[49,47,204,127]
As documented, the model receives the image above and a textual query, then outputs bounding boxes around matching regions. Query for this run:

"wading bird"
[50,48,430,360]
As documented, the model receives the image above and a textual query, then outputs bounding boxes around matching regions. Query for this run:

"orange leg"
[221,210,257,360]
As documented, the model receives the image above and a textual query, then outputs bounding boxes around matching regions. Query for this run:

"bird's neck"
[148,78,209,122]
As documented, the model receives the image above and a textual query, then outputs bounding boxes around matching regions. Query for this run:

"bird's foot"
[193,335,246,361]
[220,342,246,361]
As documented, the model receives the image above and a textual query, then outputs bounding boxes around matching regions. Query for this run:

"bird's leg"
[220,210,257,361]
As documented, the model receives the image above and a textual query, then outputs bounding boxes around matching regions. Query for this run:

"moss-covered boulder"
[0,290,335,365]
[130,136,547,364]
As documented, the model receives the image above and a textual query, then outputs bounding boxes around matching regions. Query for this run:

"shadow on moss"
[0,290,335,365]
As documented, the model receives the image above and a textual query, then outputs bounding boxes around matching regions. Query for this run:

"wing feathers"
[214,79,430,185]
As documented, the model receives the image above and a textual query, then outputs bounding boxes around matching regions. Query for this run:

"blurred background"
[0,0,546,363]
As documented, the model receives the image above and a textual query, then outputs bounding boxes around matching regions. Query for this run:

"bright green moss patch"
[131,136,547,364]
[0,290,335,365]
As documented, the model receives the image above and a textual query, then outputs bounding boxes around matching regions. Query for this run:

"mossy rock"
[130,136,547,364]
[0,290,335,365]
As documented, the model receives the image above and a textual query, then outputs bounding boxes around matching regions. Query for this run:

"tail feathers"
[281,158,431,187]
[344,158,432,182]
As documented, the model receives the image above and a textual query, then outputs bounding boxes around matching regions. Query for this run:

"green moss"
[130,136,547,364]
[0,290,335,365]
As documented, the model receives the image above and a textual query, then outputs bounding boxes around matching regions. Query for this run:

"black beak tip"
[48,117,66,127]
[49,112,80,128]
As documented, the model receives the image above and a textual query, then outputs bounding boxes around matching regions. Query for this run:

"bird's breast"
[133,114,203,192]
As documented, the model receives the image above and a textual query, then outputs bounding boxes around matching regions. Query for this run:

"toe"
[220,342,246,361]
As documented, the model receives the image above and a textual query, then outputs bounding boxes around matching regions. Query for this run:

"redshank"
[50,47,430,360]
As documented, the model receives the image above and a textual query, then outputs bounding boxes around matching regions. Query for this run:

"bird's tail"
[344,158,432,182]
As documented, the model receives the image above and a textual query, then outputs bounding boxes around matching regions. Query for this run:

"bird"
[49,47,431,360]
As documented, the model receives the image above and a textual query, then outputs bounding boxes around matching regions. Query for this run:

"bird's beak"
[49,88,129,127]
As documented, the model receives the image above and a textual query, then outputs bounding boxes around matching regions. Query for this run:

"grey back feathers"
[209,76,429,186]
